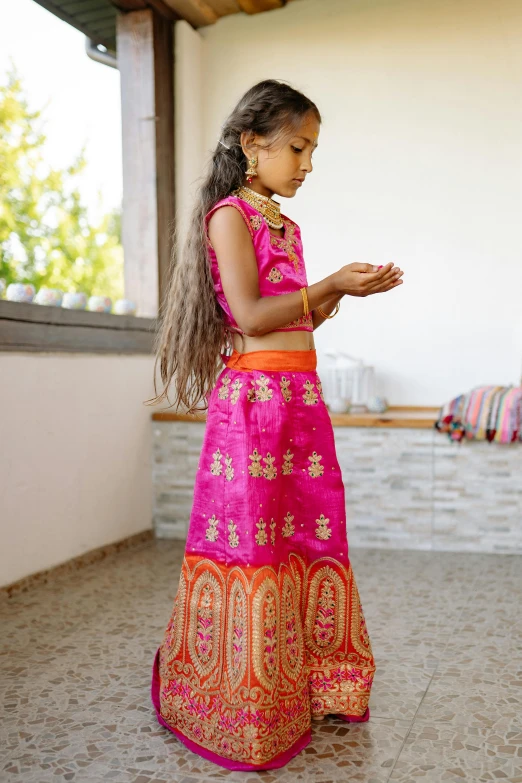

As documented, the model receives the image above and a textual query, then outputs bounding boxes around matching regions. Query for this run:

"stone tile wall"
[152,421,522,553]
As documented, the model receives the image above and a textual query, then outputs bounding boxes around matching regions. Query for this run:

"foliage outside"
[0,67,124,300]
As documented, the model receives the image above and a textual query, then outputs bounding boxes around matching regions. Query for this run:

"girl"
[149,79,404,771]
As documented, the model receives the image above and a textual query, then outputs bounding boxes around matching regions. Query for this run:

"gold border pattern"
[158,552,375,765]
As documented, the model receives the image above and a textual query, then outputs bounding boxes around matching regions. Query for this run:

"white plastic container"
[88,296,112,313]
[6,283,35,303]
[317,351,376,414]
[114,298,137,316]
[34,287,64,307]
[62,292,87,310]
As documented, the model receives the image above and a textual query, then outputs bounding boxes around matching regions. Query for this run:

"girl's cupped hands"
[333,262,404,297]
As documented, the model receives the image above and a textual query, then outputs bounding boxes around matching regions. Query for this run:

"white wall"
[176,0,522,405]
[0,353,155,587]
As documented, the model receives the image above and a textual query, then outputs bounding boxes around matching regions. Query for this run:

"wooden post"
[117,9,175,318]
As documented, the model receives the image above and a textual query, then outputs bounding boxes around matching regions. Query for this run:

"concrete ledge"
[0,300,156,354]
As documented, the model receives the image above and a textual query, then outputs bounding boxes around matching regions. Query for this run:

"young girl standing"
[149,79,404,771]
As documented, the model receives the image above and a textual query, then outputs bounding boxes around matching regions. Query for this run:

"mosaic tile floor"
[2,541,522,782]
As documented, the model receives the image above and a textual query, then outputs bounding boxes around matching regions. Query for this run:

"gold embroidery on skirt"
[252,577,280,691]
[350,574,374,660]
[246,375,274,402]
[281,448,294,474]
[255,374,273,402]
[304,565,346,658]
[187,571,223,677]
[248,448,263,477]
[164,571,187,663]
[280,574,304,681]
[205,514,219,542]
[270,518,276,545]
[218,375,231,400]
[210,448,223,476]
[316,379,325,402]
[227,520,239,548]
[226,578,248,691]
[315,513,332,540]
[255,517,268,545]
[303,379,319,405]
[225,454,234,481]
[282,511,295,537]
[230,378,243,404]
[262,452,277,480]
[308,451,324,478]
[159,554,374,764]
[280,376,292,402]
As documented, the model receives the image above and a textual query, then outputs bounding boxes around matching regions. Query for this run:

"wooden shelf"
[152,406,439,430]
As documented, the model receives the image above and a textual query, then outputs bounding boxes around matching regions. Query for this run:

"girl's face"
[242,112,320,200]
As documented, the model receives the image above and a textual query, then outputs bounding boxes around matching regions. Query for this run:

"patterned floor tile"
[388,722,522,782]
[1,541,521,782]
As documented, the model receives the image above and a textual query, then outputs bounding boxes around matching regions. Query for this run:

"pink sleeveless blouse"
[205,195,313,335]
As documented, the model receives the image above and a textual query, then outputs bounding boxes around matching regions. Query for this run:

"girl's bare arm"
[208,207,402,337]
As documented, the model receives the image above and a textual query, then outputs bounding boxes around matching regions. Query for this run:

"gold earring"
[245,156,258,184]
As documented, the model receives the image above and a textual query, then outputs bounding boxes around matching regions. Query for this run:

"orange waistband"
[225,348,317,372]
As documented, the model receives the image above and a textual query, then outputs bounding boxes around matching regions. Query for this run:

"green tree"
[0,66,124,301]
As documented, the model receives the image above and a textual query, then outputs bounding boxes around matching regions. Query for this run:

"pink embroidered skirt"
[151,349,376,770]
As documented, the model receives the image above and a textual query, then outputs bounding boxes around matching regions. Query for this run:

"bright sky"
[0,0,122,220]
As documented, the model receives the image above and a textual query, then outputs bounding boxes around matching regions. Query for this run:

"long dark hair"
[146,79,321,413]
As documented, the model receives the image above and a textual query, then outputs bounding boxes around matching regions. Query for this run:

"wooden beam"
[117,9,175,318]
[161,0,218,26]
[236,0,287,14]
[147,0,182,20]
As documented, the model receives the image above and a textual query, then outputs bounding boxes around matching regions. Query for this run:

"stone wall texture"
[152,422,522,554]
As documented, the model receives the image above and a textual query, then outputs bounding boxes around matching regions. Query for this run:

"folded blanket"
[435,386,522,443]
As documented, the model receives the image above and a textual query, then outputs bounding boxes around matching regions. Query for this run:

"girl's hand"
[333,262,404,297]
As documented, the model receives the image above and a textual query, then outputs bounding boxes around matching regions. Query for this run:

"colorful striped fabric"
[435,386,522,443]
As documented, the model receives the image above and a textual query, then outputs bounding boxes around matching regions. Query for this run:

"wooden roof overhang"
[33,0,292,51]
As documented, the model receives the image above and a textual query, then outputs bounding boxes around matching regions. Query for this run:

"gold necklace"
[232,185,284,230]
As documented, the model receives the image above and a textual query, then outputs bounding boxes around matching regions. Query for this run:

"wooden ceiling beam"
[160,0,219,27]
[236,0,287,14]
[147,0,183,20]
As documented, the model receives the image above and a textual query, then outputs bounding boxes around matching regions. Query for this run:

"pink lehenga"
[151,195,376,770]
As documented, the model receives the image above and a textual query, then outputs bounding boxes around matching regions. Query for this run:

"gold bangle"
[317,301,340,319]
[300,287,309,317]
